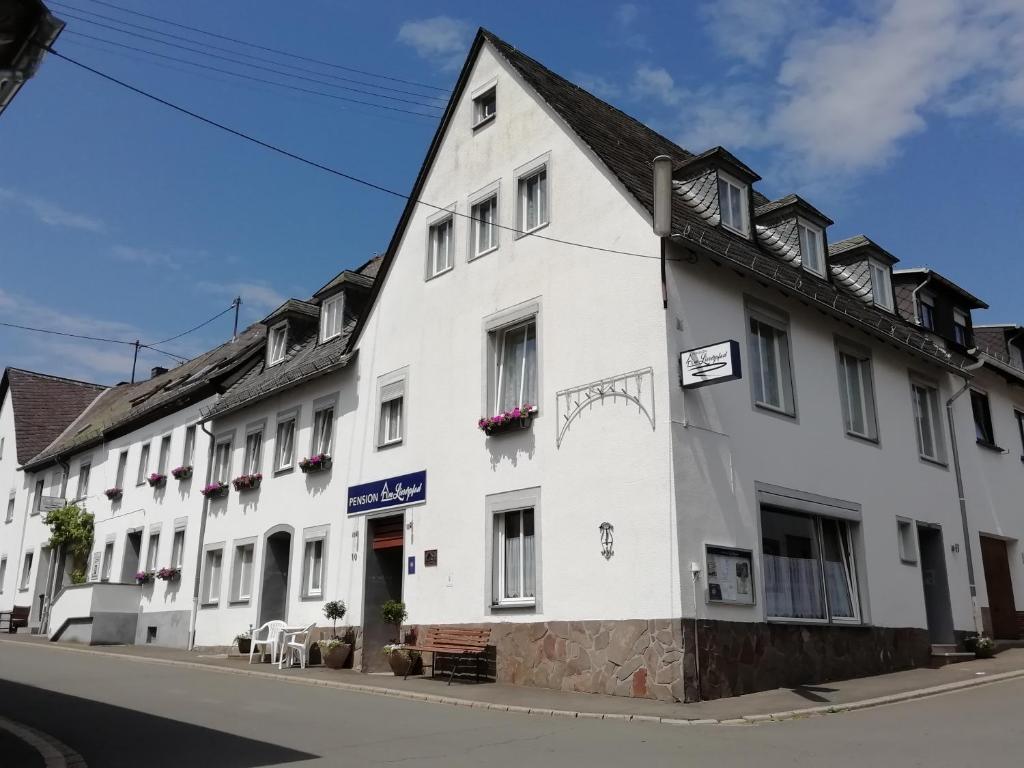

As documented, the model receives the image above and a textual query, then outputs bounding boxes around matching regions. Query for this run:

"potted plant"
[201,481,229,498]
[299,453,332,473]
[232,473,263,492]
[478,403,537,436]
[235,629,252,656]
[155,566,181,582]
[147,472,167,488]
[969,635,996,658]
[380,600,419,675]
[104,487,123,501]
[135,570,154,585]
[319,600,350,669]
[171,465,193,480]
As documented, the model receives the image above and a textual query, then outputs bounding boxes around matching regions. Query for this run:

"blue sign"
[408,556,416,575]
[347,470,427,515]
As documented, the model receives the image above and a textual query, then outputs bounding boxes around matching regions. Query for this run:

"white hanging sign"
[680,340,742,389]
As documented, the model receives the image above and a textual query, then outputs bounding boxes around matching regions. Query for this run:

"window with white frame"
[971,389,996,446]
[517,166,548,234]
[797,220,825,276]
[717,172,749,236]
[33,478,44,512]
[5,493,14,523]
[761,507,860,623]
[19,551,33,590]
[75,462,91,501]
[101,540,114,581]
[492,508,536,607]
[493,319,538,414]
[0,557,6,592]
[136,443,150,485]
[953,309,970,347]
[302,537,324,598]
[267,323,288,366]
[244,429,263,475]
[918,293,936,330]
[312,405,334,456]
[378,376,405,447]
[473,86,496,126]
[471,195,498,257]
[897,518,917,564]
[201,547,223,604]
[0,436,4,460]
[171,526,186,569]
[182,425,196,468]
[321,294,344,342]
[115,450,128,490]
[836,343,878,440]
[748,310,796,415]
[157,434,171,475]
[274,415,296,471]
[869,260,893,311]
[230,542,255,602]
[427,217,454,278]
[212,439,232,484]
[911,379,945,462]
[145,529,161,572]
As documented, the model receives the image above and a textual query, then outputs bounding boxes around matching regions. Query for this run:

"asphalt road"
[1,641,1022,767]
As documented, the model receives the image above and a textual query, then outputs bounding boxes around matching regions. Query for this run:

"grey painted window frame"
[908,373,948,466]
[75,459,92,501]
[300,524,329,600]
[101,539,115,581]
[320,292,345,343]
[834,336,880,444]
[243,419,266,476]
[717,169,750,238]
[425,204,457,280]
[136,442,151,486]
[274,406,300,474]
[482,299,542,419]
[969,387,998,449]
[745,299,798,419]
[6,492,16,523]
[514,151,551,238]
[212,431,235,484]
[471,77,497,129]
[484,486,542,615]
[114,450,128,490]
[182,424,197,468]
[200,542,225,607]
[19,550,33,591]
[145,524,162,572]
[229,536,258,604]
[376,367,409,449]
[468,179,501,260]
[796,218,826,277]
[310,393,338,457]
[267,321,288,367]
[896,517,918,564]
[0,556,6,593]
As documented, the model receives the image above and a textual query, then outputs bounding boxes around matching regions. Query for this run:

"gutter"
[910,274,933,325]
[187,417,217,650]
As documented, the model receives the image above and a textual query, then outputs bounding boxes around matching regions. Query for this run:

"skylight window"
[717,171,749,237]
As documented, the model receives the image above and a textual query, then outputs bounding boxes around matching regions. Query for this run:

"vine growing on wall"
[43,504,94,584]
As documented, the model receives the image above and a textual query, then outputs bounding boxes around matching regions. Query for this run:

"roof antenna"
[232,297,241,342]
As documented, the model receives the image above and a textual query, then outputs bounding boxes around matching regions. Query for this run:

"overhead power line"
[0,320,187,362]
[45,48,674,264]
[151,303,236,346]
[72,0,451,93]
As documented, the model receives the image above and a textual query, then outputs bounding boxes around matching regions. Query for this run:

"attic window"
[321,294,344,342]
[953,309,970,347]
[869,260,893,312]
[919,293,936,330]
[473,87,496,127]
[797,220,825,277]
[268,322,288,366]
[717,171,749,237]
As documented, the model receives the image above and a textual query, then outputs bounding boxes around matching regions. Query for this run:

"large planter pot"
[322,643,352,670]
[386,650,421,677]
[237,638,251,655]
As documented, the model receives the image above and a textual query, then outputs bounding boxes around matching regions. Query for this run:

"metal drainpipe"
[910,275,933,324]
[187,418,216,651]
[945,358,985,636]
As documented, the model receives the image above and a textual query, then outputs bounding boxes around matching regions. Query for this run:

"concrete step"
[931,644,958,654]
[929,650,975,668]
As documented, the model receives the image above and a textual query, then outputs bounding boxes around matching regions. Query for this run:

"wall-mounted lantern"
[600,522,614,560]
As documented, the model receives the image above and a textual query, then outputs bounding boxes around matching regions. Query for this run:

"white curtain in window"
[313,408,333,454]
[750,319,784,408]
[276,420,294,469]
[522,510,536,598]
[821,520,856,619]
[764,554,825,619]
[504,512,521,599]
[498,322,537,412]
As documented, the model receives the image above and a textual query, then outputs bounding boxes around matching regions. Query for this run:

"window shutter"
[381,380,404,403]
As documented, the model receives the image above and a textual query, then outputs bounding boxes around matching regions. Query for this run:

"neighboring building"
[0,0,64,117]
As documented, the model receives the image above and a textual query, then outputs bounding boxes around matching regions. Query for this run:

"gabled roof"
[262,299,319,326]
[312,270,374,300]
[892,268,988,310]
[0,368,105,465]
[674,146,761,183]
[754,194,834,227]
[829,235,899,266]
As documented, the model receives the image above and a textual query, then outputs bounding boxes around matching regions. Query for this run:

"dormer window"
[268,323,288,366]
[953,309,969,346]
[473,87,496,128]
[869,260,893,312]
[918,293,936,330]
[797,219,825,276]
[320,294,344,342]
[717,172,749,237]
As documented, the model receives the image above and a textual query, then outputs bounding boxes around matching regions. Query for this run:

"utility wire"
[75,0,451,93]
[45,48,673,264]
[62,31,443,118]
[0,321,188,361]
[149,304,236,346]
[50,2,449,102]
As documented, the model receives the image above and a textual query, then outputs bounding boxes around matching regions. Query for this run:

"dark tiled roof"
[754,194,834,226]
[894,282,918,324]
[312,270,374,299]
[829,235,899,265]
[23,326,266,470]
[263,299,319,325]
[0,369,105,465]
[892,268,988,310]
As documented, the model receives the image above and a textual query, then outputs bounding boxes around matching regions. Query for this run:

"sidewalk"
[3,634,1023,725]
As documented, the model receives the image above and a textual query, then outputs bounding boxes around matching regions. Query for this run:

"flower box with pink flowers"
[232,473,262,492]
[478,404,537,436]
[135,570,154,585]
[156,566,181,582]
[104,488,123,501]
[171,465,193,480]
[147,472,167,488]
[299,454,332,473]
[200,481,229,498]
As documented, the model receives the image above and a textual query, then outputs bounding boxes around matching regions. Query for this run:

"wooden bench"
[404,627,491,685]
[0,605,30,634]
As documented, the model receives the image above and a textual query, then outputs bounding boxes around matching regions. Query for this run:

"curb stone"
[3,638,1024,728]
[0,714,87,768]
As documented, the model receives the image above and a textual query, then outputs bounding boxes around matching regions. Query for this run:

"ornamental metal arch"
[555,367,655,448]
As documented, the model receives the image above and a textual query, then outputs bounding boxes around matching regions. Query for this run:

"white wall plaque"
[680,340,741,389]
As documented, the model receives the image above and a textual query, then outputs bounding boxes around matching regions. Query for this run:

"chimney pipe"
[150,366,168,379]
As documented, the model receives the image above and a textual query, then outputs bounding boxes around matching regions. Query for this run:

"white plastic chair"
[278,622,317,669]
[249,620,286,664]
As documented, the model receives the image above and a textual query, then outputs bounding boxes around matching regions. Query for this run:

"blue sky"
[2,0,1022,384]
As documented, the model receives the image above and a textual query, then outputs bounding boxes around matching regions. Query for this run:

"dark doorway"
[918,524,955,645]
[121,531,142,583]
[361,515,404,673]
[29,547,52,627]
[258,529,292,626]
[980,536,1018,639]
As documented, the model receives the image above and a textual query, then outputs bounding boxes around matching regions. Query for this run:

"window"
[19,551,32,590]
[182,425,196,468]
[836,344,878,440]
[0,557,6,592]
[761,507,860,623]
[953,309,970,347]
[473,86,496,126]
[267,323,288,366]
[244,429,263,475]
[321,294,344,342]
[1016,410,1024,459]
[911,380,945,462]
[427,217,454,277]
[797,220,825,276]
[919,294,936,330]
[471,195,498,257]
[230,542,255,602]
[897,518,917,564]
[201,547,223,604]
[312,405,334,456]
[6,493,15,523]
[101,541,114,581]
[274,416,296,471]
[171,527,186,569]
[302,538,324,598]
[75,463,91,501]
[492,508,536,606]
[869,260,893,311]
[157,435,171,475]
[115,450,128,490]
[518,166,548,234]
[717,172,749,236]
[213,439,232,484]
[378,376,405,447]
[136,443,150,485]
[494,319,538,414]
[971,390,996,446]
[33,478,44,512]
[145,529,161,572]
[748,313,796,415]
[0,436,3,460]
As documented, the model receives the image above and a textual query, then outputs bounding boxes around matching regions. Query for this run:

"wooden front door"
[980,536,1018,640]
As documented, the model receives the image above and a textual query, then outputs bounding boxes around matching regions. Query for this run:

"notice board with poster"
[705,545,754,605]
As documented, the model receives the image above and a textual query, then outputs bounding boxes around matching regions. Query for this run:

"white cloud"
[630,66,682,106]
[0,187,106,233]
[615,3,639,26]
[700,0,821,66]
[574,72,623,100]
[397,17,471,70]
[111,245,182,270]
